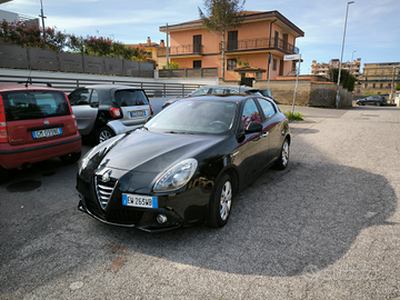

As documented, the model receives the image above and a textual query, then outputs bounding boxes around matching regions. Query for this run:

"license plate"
[122,194,158,208]
[130,111,146,118]
[32,128,62,139]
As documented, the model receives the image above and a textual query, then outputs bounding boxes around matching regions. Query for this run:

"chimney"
[160,39,165,48]
[147,36,151,46]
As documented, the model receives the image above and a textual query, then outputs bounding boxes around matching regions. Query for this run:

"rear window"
[1,91,70,121]
[115,90,149,107]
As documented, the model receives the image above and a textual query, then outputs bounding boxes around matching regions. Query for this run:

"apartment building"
[359,62,400,97]
[311,58,361,79]
[159,10,304,81]
[128,37,167,70]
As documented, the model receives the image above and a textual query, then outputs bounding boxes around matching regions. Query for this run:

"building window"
[256,72,263,80]
[193,60,202,69]
[273,59,277,71]
[373,83,376,88]
[364,84,368,88]
[227,58,237,71]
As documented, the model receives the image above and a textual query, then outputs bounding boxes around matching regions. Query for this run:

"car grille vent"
[108,209,144,225]
[95,175,118,210]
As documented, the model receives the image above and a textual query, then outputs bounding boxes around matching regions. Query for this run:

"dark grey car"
[356,96,389,106]
[161,85,262,109]
[68,85,152,143]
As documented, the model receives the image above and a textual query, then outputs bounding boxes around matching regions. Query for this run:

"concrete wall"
[254,76,353,108]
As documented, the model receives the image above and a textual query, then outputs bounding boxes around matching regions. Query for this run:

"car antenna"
[25,68,33,88]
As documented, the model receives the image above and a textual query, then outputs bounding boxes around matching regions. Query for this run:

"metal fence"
[0,72,204,97]
[159,68,218,78]
[0,44,155,78]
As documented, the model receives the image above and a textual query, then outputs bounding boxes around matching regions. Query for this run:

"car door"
[69,88,98,135]
[234,98,270,184]
[255,98,282,163]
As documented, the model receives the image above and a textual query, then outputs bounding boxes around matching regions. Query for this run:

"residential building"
[127,37,167,70]
[158,11,304,81]
[311,58,361,79]
[358,62,400,98]
[0,9,39,26]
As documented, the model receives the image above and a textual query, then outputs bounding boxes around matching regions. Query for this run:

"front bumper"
[76,174,212,232]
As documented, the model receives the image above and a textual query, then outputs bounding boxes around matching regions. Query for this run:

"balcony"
[220,37,299,54]
[158,44,203,57]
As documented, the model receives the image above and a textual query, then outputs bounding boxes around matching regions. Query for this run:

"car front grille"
[108,209,144,225]
[95,175,118,210]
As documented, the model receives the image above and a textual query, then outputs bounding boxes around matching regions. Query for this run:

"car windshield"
[1,91,70,121]
[115,89,149,106]
[146,100,237,135]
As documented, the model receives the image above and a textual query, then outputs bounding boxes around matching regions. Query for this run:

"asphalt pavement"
[1,105,400,300]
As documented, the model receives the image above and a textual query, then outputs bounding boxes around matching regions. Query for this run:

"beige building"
[359,62,400,98]
[128,37,167,70]
[311,58,361,79]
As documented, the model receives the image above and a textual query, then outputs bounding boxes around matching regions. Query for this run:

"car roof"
[181,94,254,103]
[77,84,142,90]
[198,85,258,91]
[0,83,62,92]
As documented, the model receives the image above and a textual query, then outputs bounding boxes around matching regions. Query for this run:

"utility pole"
[39,0,46,44]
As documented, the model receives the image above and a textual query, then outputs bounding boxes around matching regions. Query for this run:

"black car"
[77,95,290,232]
[68,85,153,143]
[161,85,262,109]
[356,96,389,106]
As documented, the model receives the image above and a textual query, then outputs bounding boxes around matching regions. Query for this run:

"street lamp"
[349,50,356,74]
[335,1,355,109]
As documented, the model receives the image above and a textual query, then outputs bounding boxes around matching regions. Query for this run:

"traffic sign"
[284,54,301,61]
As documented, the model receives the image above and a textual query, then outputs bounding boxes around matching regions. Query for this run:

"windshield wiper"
[165,130,194,135]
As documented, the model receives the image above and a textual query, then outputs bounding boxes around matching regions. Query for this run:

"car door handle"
[261,132,269,137]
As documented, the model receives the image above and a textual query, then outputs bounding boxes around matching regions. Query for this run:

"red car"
[0,83,82,182]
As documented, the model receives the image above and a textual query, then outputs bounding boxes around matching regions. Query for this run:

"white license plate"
[130,111,146,118]
[122,194,158,208]
[32,128,62,139]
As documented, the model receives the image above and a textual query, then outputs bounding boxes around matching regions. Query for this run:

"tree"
[396,83,400,91]
[199,0,246,79]
[328,68,356,92]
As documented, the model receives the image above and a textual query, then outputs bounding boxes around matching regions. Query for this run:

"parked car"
[68,85,153,144]
[77,94,290,232]
[161,85,262,109]
[356,96,390,106]
[257,88,273,99]
[0,83,82,182]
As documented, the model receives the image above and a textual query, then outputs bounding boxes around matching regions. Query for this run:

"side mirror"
[245,121,263,134]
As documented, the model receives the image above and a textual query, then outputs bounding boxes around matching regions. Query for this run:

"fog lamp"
[156,214,167,224]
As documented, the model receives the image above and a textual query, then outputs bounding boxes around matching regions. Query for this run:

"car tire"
[59,151,81,164]
[273,138,290,170]
[208,173,233,228]
[97,127,115,143]
[375,102,381,106]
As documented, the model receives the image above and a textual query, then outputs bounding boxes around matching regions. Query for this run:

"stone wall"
[254,76,353,108]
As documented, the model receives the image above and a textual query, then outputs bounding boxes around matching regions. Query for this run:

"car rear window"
[115,90,149,107]
[1,91,70,121]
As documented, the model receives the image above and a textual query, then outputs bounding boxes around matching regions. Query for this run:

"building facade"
[158,11,304,81]
[358,62,400,98]
[128,37,167,70]
[311,58,361,79]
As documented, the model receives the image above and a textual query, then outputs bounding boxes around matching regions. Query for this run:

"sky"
[1,0,399,74]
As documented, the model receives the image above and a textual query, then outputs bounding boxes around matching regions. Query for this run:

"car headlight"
[153,158,198,192]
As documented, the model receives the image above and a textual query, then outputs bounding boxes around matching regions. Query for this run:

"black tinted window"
[68,89,91,105]
[115,90,149,106]
[2,91,70,121]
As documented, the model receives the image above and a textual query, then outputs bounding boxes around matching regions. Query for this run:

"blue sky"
[2,0,399,74]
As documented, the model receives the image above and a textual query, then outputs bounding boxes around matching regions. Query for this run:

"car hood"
[102,129,226,173]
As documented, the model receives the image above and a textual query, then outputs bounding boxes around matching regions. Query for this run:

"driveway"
[0,106,399,300]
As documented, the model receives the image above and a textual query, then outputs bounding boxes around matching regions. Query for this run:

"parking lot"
[1,105,400,300]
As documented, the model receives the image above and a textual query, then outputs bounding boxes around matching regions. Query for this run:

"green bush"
[283,111,304,121]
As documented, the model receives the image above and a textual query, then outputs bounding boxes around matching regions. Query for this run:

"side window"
[90,89,99,106]
[241,99,261,131]
[69,89,91,106]
[257,98,276,119]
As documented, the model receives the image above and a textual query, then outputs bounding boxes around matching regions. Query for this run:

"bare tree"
[199,0,246,80]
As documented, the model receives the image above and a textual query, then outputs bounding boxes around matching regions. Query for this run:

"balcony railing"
[158,44,203,57]
[220,37,299,54]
